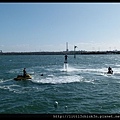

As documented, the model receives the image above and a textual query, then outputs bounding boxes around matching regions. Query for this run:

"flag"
[74,46,77,48]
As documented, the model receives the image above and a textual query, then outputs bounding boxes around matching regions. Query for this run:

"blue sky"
[1,3,120,52]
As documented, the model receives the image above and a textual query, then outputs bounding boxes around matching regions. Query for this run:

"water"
[0,54,120,114]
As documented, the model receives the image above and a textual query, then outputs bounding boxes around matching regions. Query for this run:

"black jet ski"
[107,70,113,74]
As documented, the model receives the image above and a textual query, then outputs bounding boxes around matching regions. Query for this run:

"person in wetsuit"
[23,68,27,77]
[108,67,113,74]
[64,54,68,63]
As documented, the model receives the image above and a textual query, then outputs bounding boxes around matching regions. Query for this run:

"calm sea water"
[0,54,120,114]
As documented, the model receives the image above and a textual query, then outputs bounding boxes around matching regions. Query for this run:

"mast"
[66,42,68,52]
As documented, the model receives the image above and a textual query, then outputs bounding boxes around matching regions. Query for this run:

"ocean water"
[0,54,120,114]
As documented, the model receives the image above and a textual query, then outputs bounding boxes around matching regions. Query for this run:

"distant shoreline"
[0,51,120,55]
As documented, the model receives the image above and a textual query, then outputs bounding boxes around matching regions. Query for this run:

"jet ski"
[14,74,32,81]
[107,70,113,74]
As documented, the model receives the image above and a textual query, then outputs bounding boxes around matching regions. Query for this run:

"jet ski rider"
[23,68,27,77]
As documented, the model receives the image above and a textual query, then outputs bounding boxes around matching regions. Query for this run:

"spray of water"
[63,63,68,72]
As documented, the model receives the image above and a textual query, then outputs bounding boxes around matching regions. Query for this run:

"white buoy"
[54,101,58,108]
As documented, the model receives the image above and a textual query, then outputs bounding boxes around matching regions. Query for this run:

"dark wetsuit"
[108,67,113,74]
[64,55,68,63]
[23,68,27,77]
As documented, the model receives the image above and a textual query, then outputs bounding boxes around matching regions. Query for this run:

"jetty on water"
[0,50,120,55]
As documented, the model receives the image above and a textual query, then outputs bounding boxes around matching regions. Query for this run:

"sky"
[1,2,120,52]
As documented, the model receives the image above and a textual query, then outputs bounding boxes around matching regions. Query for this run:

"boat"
[14,74,32,81]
